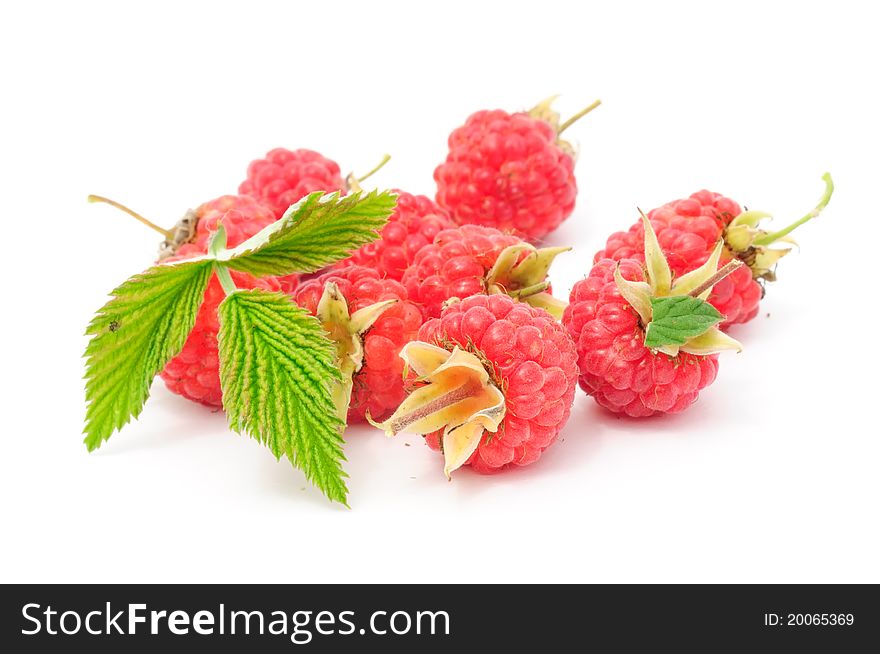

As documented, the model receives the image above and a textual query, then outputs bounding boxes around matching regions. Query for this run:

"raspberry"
[160,246,282,407]
[239,148,344,219]
[402,224,568,319]
[292,266,423,423]
[372,294,578,476]
[88,193,300,407]
[565,216,743,417]
[596,191,757,327]
[434,98,600,240]
[184,194,278,251]
[595,175,834,328]
[157,196,300,405]
[171,194,300,293]
[334,191,454,281]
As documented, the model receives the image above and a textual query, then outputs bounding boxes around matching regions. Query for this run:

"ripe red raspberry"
[167,194,300,293]
[239,148,345,219]
[434,98,600,240]
[334,191,454,281]
[402,224,568,319]
[160,244,282,407]
[596,175,834,328]
[596,191,758,327]
[155,196,300,405]
[89,193,299,407]
[372,294,578,476]
[564,259,720,416]
[293,266,423,423]
[564,216,743,417]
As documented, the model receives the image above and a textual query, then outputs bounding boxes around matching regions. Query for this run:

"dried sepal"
[370,343,506,478]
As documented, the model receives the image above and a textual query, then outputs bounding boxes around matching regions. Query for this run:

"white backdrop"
[1,0,878,583]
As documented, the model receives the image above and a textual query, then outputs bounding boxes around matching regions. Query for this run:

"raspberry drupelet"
[595,175,834,328]
[434,97,600,240]
[372,294,578,477]
[564,215,745,417]
[293,266,423,423]
[239,148,345,219]
[402,224,568,320]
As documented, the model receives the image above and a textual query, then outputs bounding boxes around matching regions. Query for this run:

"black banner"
[1,584,876,651]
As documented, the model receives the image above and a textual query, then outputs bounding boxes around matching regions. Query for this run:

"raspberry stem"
[752,173,834,246]
[87,194,173,240]
[356,154,391,184]
[686,259,744,299]
[557,99,602,135]
[346,154,392,193]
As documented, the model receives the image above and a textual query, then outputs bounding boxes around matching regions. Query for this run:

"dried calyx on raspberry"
[723,173,834,282]
[372,342,506,478]
[402,224,570,320]
[619,213,744,357]
[313,281,398,422]
[484,242,570,318]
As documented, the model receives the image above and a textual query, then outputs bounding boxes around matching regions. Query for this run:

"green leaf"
[644,296,723,349]
[217,289,349,504]
[222,190,398,277]
[83,260,214,450]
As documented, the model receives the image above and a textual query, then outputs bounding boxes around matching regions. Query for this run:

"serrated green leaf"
[217,289,349,504]
[222,190,397,277]
[83,260,213,450]
[644,296,723,349]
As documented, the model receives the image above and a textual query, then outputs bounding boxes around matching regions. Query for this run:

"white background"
[1,0,878,583]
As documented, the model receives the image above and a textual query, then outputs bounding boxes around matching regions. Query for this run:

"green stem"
[752,173,834,246]
[214,263,237,296]
[557,99,602,135]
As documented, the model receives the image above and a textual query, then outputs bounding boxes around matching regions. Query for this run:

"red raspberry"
[293,266,423,423]
[334,191,454,281]
[89,193,300,407]
[596,191,758,327]
[160,244,282,407]
[596,174,835,328]
[563,259,721,417]
[373,294,578,476]
[172,194,300,293]
[156,196,300,406]
[239,148,344,219]
[402,224,567,319]
[185,194,278,252]
[434,99,600,240]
